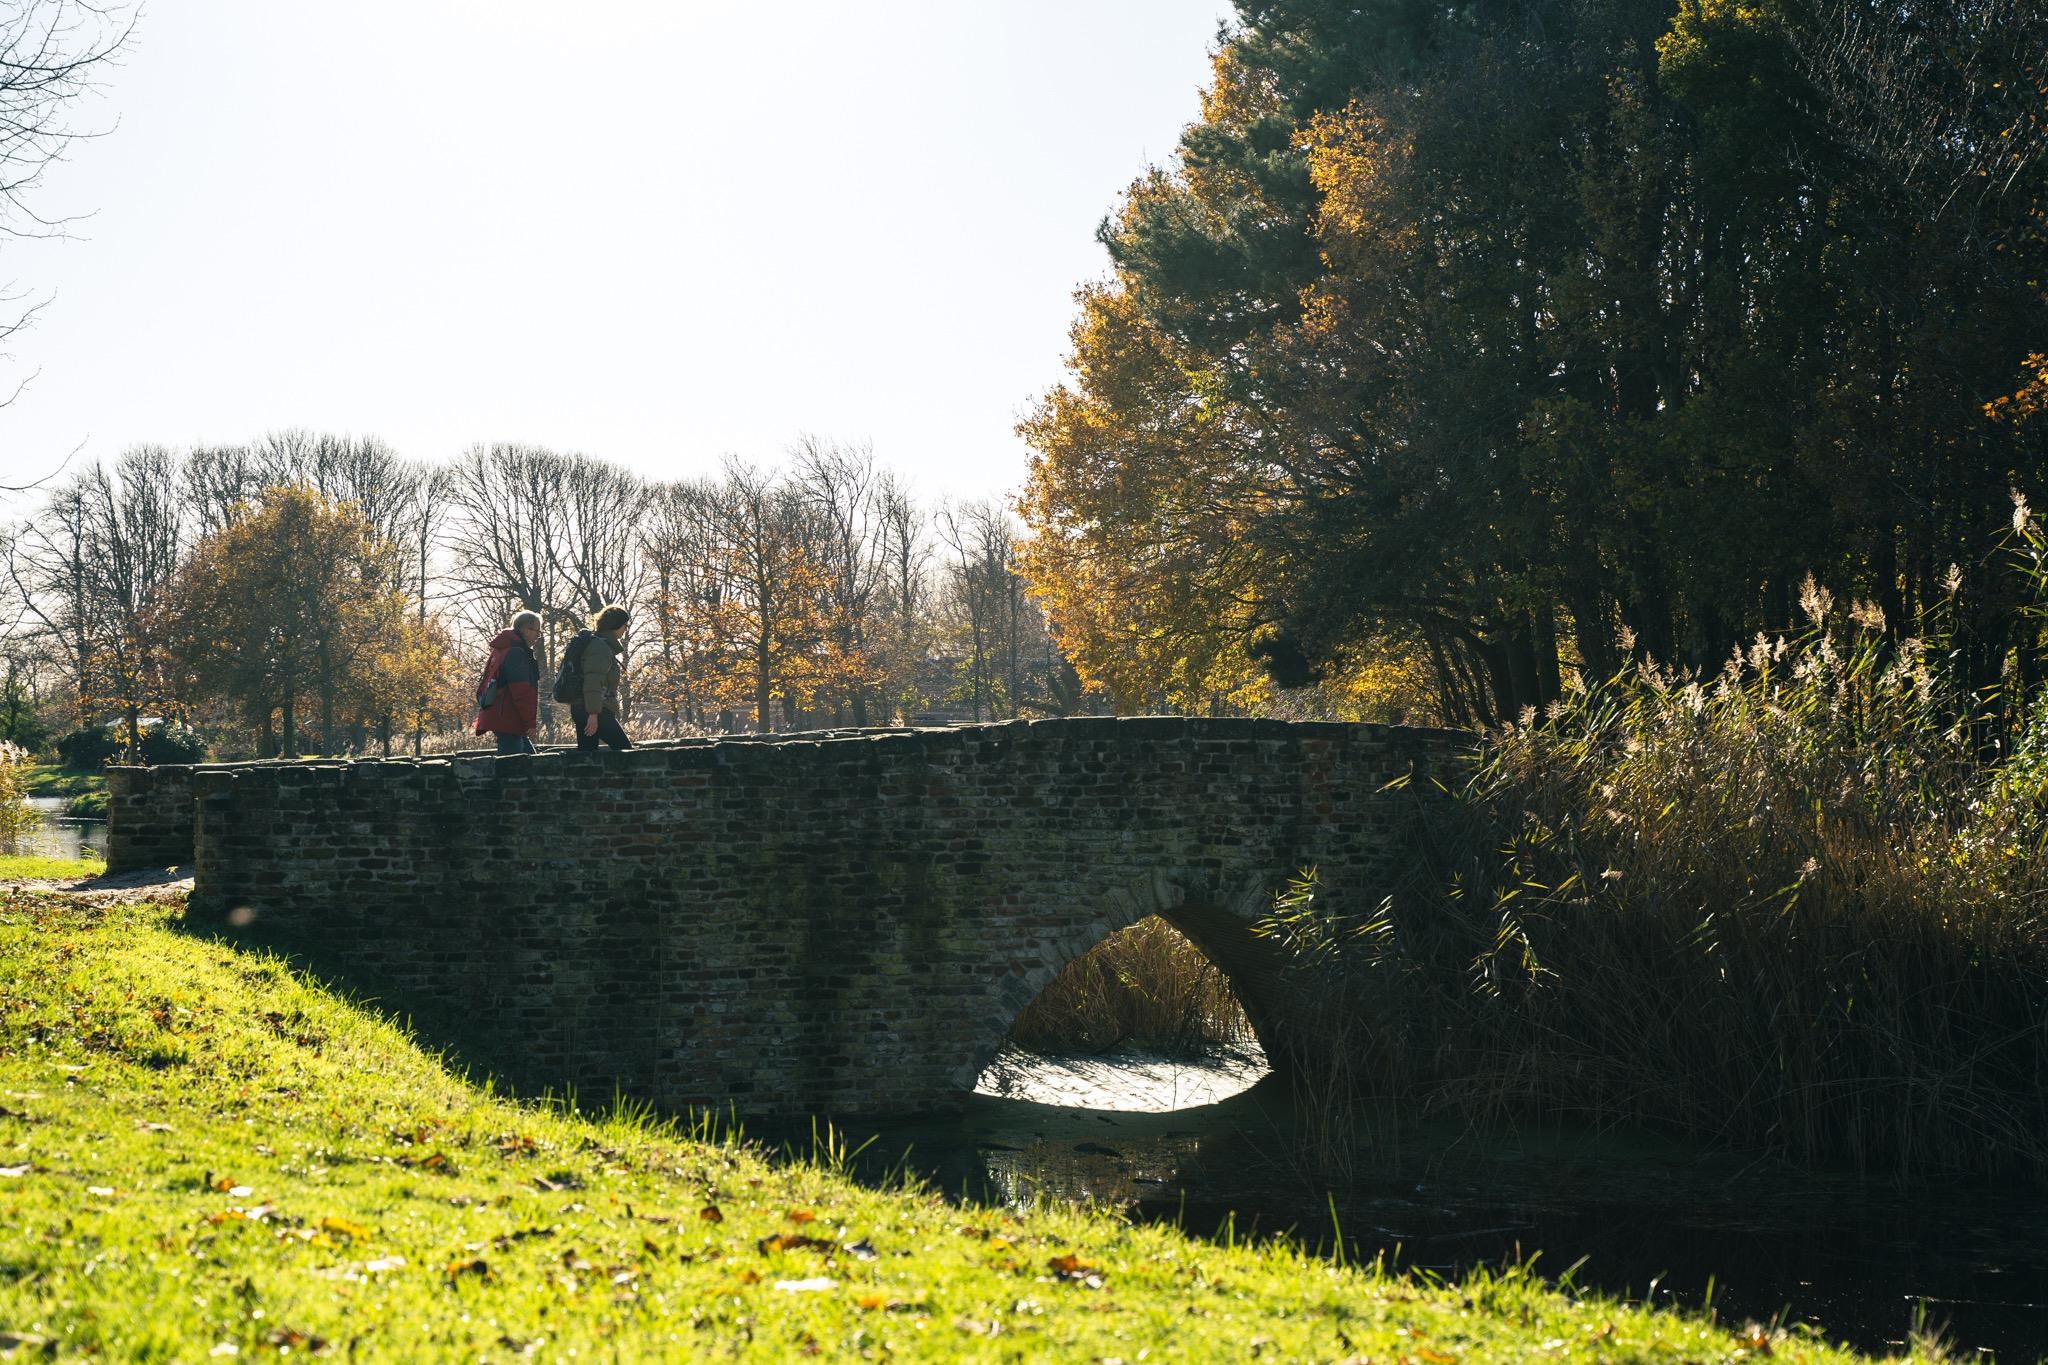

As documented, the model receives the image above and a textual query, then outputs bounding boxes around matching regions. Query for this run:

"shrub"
[138,724,208,766]
[1264,570,2048,1183]
[0,740,38,853]
[54,725,119,771]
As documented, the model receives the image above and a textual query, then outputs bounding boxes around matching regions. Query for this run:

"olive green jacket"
[580,632,622,715]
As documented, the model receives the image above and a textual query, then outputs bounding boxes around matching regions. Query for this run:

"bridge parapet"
[158,719,1470,1117]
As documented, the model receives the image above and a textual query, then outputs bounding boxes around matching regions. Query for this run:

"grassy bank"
[0,899,1907,1362]
[0,853,105,882]
[19,765,105,800]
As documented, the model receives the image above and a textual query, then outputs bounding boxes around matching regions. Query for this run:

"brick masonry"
[104,764,197,872]
[140,719,1469,1119]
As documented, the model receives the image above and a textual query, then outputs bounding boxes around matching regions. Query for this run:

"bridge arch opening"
[961,870,1298,1113]
[976,913,1270,1112]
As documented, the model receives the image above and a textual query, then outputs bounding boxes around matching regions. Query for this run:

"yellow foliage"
[1987,352,2048,425]
[1300,101,1416,260]
[1017,284,1276,713]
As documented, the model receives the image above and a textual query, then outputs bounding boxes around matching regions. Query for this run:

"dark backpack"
[550,630,596,705]
[476,646,507,710]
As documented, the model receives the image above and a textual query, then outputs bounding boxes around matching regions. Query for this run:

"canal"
[814,1044,2048,1360]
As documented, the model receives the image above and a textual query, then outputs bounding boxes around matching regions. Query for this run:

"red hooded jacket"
[473,629,541,737]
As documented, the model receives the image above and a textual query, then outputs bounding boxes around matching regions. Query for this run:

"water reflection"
[10,796,107,860]
[836,1048,2048,1360]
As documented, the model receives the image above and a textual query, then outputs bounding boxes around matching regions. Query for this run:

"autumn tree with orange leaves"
[154,487,455,757]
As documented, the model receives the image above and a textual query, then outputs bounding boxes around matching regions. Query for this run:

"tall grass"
[1264,533,2048,1183]
[1007,915,1254,1056]
[0,742,42,852]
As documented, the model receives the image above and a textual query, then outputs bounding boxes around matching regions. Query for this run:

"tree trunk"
[317,639,337,757]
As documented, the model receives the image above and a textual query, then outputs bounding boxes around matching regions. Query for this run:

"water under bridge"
[107,719,1468,1118]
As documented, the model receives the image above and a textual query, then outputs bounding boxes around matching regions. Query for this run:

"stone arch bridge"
[110,719,1468,1118]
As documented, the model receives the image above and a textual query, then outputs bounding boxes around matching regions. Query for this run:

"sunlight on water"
[974,1040,1268,1112]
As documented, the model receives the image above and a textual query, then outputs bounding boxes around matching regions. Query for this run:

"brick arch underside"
[952,869,1306,1095]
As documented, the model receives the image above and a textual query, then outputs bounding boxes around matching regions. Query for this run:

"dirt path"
[2,866,192,906]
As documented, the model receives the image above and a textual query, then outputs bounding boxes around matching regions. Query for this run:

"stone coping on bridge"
[103,717,1474,873]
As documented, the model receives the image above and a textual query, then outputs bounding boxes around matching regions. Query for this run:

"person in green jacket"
[573,603,633,751]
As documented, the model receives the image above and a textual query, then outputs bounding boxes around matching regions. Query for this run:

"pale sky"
[0,1,1232,508]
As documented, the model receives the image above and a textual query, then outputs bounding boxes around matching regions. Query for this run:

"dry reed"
[1007,916,1253,1056]
[1265,560,2048,1183]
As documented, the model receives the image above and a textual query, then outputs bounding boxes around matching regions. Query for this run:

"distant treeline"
[0,433,1086,758]
[1021,0,2048,726]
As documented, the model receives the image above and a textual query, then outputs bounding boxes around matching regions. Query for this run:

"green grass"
[0,852,105,882]
[62,789,108,819]
[19,765,106,799]
[0,901,1914,1363]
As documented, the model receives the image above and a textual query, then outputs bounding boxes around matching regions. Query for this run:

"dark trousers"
[493,733,536,756]
[570,705,632,751]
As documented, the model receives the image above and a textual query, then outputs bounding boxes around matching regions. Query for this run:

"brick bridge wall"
[162,719,1469,1119]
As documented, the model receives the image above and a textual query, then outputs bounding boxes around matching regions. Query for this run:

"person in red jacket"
[474,611,544,754]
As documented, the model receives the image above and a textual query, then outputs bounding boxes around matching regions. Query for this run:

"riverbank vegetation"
[17,766,102,800]
[1257,558,2048,1183]
[0,899,1912,1363]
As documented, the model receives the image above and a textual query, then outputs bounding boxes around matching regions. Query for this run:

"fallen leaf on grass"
[0,1165,31,1178]
[698,1204,723,1223]
[277,1228,338,1248]
[207,1345,237,1358]
[785,1208,816,1224]
[207,1205,277,1225]
[1046,1253,1105,1288]
[857,1296,923,1313]
[495,1135,537,1157]
[317,1216,370,1243]
[773,1277,836,1292]
[0,1332,50,1354]
[315,1256,406,1282]
[758,1233,837,1255]
[207,1174,252,1196]
[396,1150,452,1173]
[492,1225,557,1251]
[264,1327,327,1353]
[958,1225,1015,1249]
[86,1186,117,1198]
[136,1121,173,1133]
[444,1257,491,1280]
